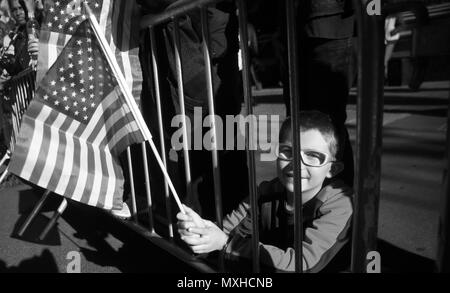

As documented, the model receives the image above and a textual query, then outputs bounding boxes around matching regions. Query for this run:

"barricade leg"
[17,190,51,237]
[0,169,9,185]
[39,198,68,241]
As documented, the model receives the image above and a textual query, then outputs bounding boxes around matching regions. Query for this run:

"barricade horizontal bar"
[109,215,217,273]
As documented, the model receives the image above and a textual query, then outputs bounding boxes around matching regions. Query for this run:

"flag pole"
[82,2,185,214]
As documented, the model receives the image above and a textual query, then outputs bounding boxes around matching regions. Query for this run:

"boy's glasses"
[276,144,335,167]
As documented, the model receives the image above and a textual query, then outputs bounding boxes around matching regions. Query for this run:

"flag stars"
[89,84,94,90]
[73,101,78,107]
[63,96,68,101]
[70,82,75,88]
[78,60,83,65]
[60,76,65,82]
[82,106,87,112]
[80,79,85,84]
[88,66,93,71]
[69,26,74,32]
[74,111,79,116]
[43,95,48,100]
[79,69,84,75]
[77,49,83,55]
[89,76,93,81]
[54,100,60,106]
[91,103,96,108]
[83,116,88,121]
[54,16,59,21]
[68,63,73,68]
[65,105,70,111]
[59,67,64,72]
[50,80,56,86]
[81,97,86,103]
[52,90,58,96]
[68,53,73,59]
[71,92,77,97]
[69,73,75,78]
[58,24,63,29]
[61,86,66,92]
[88,57,93,62]
[80,88,85,93]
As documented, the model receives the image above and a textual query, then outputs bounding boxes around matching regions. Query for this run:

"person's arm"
[225,189,353,272]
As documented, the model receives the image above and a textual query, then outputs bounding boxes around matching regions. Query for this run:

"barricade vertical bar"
[18,82,27,117]
[236,0,260,272]
[149,28,174,237]
[200,7,223,228]
[0,169,8,184]
[11,85,20,142]
[173,18,194,205]
[126,147,138,222]
[39,198,68,241]
[436,76,450,272]
[141,142,155,233]
[286,0,303,273]
[351,0,385,273]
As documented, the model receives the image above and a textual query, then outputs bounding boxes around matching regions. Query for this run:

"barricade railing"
[3,67,36,153]
[350,0,385,273]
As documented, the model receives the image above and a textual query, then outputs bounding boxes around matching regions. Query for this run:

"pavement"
[0,81,448,273]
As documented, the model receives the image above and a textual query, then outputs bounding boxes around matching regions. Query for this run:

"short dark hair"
[279,111,344,160]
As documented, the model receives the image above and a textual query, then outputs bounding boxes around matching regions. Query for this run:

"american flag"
[8,11,144,210]
[37,0,142,106]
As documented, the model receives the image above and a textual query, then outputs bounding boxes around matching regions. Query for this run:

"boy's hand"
[181,220,228,254]
[176,204,206,237]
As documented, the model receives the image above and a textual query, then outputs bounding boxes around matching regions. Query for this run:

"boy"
[177,110,353,272]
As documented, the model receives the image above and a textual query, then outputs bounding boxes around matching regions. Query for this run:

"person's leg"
[302,37,355,186]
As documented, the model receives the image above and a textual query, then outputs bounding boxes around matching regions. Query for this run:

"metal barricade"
[0,68,36,183]
[4,68,36,152]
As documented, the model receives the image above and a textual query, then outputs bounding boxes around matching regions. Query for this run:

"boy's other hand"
[181,220,228,254]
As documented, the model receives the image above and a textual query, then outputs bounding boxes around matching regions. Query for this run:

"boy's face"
[277,128,336,197]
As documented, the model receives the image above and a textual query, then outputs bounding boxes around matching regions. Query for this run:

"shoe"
[110,202,131,219]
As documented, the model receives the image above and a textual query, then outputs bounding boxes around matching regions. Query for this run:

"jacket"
[222,178,353,272]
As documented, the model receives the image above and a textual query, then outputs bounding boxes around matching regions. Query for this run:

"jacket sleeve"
[224,189,353,272]
[222,179,283,235]
[222,199,251,235]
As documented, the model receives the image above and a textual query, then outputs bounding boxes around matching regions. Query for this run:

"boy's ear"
[327,161,344,178]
